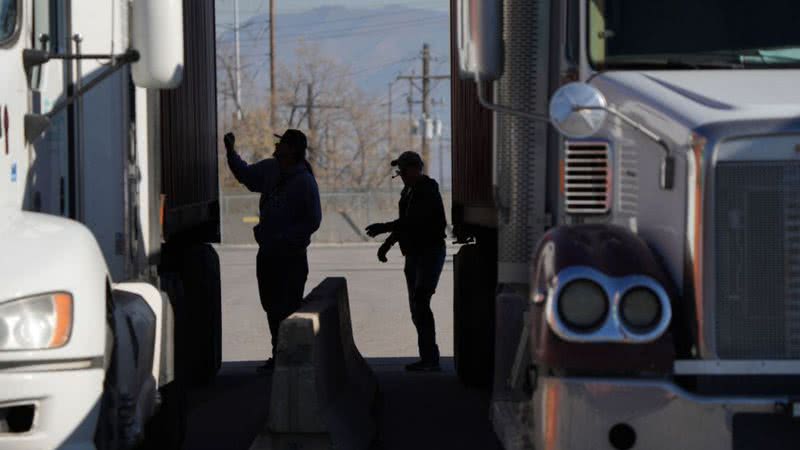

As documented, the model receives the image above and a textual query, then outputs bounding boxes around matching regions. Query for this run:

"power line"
[395,43,450,168]
[222,15,447,45]
[225,9,426,29]
[217,0,448,15]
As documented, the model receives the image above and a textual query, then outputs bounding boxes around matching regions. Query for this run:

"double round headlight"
[558,280,609,331]
[557,281,664,335]
[619,288,662,332]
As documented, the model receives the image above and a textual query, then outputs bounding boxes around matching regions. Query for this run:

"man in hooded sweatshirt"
[366,151,447,372]
[224,129,322,372]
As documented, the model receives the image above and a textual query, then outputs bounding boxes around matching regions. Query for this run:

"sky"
[216,0,449,27]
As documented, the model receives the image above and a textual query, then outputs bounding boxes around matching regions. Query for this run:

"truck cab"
[0,1,220,449]
[452,1,800,449]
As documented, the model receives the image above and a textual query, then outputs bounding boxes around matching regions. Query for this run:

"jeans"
[256,246,309,356]
[404,245,446,363]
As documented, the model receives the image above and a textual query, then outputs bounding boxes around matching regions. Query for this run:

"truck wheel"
[454,244,495,388]
[141,380,187,450]
[178,243,222,385]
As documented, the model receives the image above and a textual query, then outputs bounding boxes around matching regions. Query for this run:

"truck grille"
[715,161,800,359]
[564,142,610,214]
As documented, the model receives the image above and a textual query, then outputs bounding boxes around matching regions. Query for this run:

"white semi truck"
[0,1,221,448]
[451,0,800,449]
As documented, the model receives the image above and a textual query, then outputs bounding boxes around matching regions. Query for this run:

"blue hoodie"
[226,149,322,251]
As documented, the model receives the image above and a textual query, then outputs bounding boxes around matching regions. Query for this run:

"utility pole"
[396,44,450,168]
[233,0,242,121]
[289,84,341,172]
[306,83,316,152]
[421,43,431,167]
[407,73,414,149]
[269,0,277,131]
[388,82,393,155]
[438,134,445,188]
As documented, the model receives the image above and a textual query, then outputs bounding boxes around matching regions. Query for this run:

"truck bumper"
[0,368,104,450]
[527,376,796,450]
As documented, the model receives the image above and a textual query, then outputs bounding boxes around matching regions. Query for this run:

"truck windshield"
[588,0,800,69]
[0,0,17,44]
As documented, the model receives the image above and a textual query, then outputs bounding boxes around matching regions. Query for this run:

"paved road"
[219,244,455,362]
[180,244,500,450]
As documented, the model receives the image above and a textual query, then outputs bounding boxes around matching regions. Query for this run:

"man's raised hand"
[224,132,236,152]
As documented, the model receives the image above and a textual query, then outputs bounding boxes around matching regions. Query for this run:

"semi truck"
[450,0,800,449]
[0,0,221,448]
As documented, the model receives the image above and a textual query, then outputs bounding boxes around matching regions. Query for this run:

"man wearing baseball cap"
[223,129,321,372]
[366,151,447,372]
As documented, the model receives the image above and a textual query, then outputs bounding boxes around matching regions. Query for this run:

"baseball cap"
[391,151,424,169]
[274,129,308,152]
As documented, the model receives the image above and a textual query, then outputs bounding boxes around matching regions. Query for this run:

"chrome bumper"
[527,376,789,450]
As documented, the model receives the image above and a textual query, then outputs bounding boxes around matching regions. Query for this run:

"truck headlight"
[558,280,608,331]
[0,293,73,350]
[620,288,662,332]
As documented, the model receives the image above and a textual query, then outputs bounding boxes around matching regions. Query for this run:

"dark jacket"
[386,175,447,255]
[226,149,322,251]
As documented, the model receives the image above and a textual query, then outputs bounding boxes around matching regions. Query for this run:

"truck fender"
[107,284,161,448]
[528,224,677,373]
[531,224,674,290]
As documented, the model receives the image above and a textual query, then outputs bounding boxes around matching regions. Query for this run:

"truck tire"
[146,273,188,449]
[454,244,495,388]
[178,243,223,385]
[141,380,187,450]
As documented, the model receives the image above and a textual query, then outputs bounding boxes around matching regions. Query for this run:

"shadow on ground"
[371,357,500,450]
[182,362,272,450]
[181,358,500,450]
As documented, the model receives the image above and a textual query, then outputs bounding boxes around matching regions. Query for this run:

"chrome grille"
[619,143,639,215]
[715,162,800,359]
[564,141,610,214]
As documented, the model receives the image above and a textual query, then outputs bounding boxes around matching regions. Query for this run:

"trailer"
[451,1,800,449]
[0,0,220,448]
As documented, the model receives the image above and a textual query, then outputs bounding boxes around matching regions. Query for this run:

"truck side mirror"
[131,0,184,89]
[549,82,608,138]
[456,0,503,81]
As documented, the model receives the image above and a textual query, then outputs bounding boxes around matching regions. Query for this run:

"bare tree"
[218,40,402,193]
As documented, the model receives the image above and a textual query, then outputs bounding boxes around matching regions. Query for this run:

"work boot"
[405,360,441,372]
[256,358,275,373]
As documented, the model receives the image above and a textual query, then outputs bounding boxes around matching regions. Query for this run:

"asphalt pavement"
[180,244,499,450]
[219,244,456,362]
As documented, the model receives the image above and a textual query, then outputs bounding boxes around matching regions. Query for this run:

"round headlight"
[558,280,608,331]
[14,315,53,349]
[620,288,662,331]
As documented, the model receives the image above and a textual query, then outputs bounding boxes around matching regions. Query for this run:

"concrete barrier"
[251,278,379,450]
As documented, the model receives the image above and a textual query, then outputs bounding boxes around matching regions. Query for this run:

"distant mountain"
[216,5,453,187]
[217,5,451,107]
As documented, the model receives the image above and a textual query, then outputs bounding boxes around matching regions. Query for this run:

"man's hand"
[365,222,390,238]
[224,132,236,152]
[377,240,392,263]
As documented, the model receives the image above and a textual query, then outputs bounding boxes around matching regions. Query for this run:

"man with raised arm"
[224,129,321,372]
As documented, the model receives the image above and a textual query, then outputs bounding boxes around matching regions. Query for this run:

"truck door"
[0,0,29,210]
[28,0,71,216]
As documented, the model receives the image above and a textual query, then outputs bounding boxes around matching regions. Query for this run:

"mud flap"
[454,244,496,387]
[160,242,222,385]
[102,289,158,449]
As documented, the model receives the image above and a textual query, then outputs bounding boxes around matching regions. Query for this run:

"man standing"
[366,151,447,372]
[224,129,322,372]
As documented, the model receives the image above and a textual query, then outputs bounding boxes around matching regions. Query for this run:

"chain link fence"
[221,191,452,245]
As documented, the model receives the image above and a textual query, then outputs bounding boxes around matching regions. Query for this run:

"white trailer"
[0,1,221,448]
